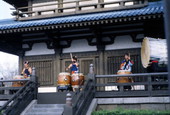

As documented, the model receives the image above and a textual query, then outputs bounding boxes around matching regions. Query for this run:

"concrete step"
[27,108,64,113]
[24,112,63,115]
[25,104,64,115]
[33,104,65,108]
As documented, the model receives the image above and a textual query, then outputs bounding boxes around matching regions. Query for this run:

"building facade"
[0,0,164,86]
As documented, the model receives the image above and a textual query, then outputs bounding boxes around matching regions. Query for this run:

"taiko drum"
[71,73,85,88]
[116,70,133,83]
[12,75,24,87]
[57,72,71,86]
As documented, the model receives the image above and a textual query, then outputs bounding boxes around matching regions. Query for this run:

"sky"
[0,0,14,19]
[0,0,18,79]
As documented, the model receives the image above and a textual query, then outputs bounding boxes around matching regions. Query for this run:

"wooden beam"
[22,42,33,51]
[102,28,144,35]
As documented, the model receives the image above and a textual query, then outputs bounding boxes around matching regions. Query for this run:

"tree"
[149,0,161,2]
[0,62,18,80]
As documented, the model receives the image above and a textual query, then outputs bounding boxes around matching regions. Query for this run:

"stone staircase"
[21,100,65,115]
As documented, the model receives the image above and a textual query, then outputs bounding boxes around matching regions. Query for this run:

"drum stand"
[57,77,72,92]
[57,85,72,92]
[72,72,81,92]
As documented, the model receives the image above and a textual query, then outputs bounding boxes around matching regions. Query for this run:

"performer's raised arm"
[66,56,79,74]
[120,53,134,72]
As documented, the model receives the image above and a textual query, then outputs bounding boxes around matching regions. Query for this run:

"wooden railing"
[0,79,30,100]
[13,0,148,20]
[63,64,169,115]
[0,68,38,115]
[72,78,94,115]
[95,72,169,97]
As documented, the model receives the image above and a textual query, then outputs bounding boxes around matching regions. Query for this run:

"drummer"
[66,56,79,74]
[118,53,134,90]
[21,61,32,78]
[120,53,134,72]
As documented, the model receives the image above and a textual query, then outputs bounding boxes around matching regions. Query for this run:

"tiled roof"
[0,1,163,30]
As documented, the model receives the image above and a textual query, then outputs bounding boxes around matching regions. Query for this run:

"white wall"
[25,43,55,56]
[24,35,142,55]
[62,39,97,53]
[105,35,141,50]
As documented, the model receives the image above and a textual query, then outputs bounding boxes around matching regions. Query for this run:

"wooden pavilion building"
[0,0,164,86]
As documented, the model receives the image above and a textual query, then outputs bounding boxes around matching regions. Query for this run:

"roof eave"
[3,0,28,8]
[0,13,163,34]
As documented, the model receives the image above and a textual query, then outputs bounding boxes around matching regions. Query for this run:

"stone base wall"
[97,103,170,111]
[96,97,170,111]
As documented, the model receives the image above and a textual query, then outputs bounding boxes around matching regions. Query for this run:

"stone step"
[33,104,65,108]
[24,104,64,115]
[27,108,64,113]
[24,112,63,115]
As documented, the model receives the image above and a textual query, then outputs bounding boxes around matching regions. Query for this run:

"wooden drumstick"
[70,53,73,62]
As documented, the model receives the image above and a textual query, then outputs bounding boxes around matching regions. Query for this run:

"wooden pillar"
[98,0,104,2]
[98,50,104,75]
[28,0,33,17]
[95,27,105,91]
[96,30,105,75]
[76,0,80,11]
[58,0,63,13]
[54,48,62,86]
[98,0,104,8]
[163,0,170,95]
[18,51,25,74]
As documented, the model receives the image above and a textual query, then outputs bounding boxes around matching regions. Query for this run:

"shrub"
[92,108,170,115]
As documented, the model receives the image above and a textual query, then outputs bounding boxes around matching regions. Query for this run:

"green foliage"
[0,110,4,115]
[92,108,170,115]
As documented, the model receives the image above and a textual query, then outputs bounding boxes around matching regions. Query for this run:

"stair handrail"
[0,67,38,115]
[64,64,95,115]
[72,78,94,115]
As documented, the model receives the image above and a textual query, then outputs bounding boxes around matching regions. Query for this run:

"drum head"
[141,37,150,68]
[13,75,24,79]
[59,72,70,76]
[78,73,84,76]
[71,73,84,76]
[117,70,131,74]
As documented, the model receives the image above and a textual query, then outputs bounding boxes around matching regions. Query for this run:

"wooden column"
[54,48,62,86]
[163,0,170,95]
[58,0,63,13]
[96,31,105,75]
[91,26,105,74]
[98,0,104,8]
[28,0,33,17]
[76,0,80,11]
[18,51,25,74]
[94,27,105,91]
[98,50,104,75]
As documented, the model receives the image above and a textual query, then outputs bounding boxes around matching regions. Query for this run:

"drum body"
[71,73,85,88]
[141,37,167,68]
[57,72,71,86]
[12,82,23,87]
[116,70,132,83]
[12,75,24,87]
